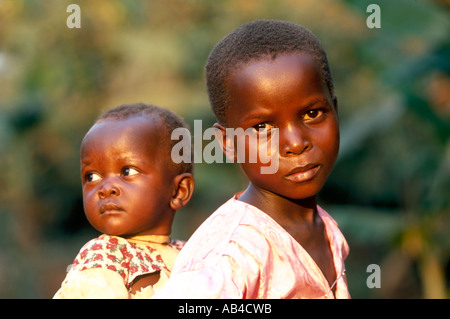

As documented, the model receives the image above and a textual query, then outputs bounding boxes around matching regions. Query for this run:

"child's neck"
[238,182,318,226]
[238,183,337,292]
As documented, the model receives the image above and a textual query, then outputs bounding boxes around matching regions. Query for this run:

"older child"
[154,20,350,299]
[54,103,194,298]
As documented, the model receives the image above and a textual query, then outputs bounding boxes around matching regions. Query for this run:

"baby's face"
[224,53,339,200]
[80,116,176,237]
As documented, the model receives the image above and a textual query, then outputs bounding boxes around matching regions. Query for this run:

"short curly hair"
[205,19,335,126]
[96,103,192,174]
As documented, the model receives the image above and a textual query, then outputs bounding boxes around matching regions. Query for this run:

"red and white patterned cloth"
[54,234,184,298]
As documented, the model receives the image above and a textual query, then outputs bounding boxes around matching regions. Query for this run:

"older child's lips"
[284,164,321,183]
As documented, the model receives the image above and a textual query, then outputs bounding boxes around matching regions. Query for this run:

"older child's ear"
[170,173,195,210]
[333,96,339,114]
[213,123,237,162]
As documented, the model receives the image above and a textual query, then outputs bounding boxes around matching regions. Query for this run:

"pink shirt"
[154,194,350,299]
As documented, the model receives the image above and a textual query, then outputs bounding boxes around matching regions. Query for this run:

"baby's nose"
[98,179,120,198]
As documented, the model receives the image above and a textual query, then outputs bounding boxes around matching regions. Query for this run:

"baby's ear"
[213,123,236,162]
[170,173,195,210]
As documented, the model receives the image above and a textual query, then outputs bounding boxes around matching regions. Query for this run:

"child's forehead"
[224,53,327,113]
[79,115,179,174]
[233,52,318,78]
[81,116,167,154]
[87,115,161,137]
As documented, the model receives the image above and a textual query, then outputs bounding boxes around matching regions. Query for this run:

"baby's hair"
[206,19,335,125]
[97,103,193,174]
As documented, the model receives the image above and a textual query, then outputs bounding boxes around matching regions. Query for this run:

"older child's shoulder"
[178,196,276,262]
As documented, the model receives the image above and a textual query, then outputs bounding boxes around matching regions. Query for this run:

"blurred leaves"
[0,0,448,298]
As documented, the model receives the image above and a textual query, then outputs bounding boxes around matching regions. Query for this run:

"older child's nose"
[98,179,120,198]
[280,125,311,156]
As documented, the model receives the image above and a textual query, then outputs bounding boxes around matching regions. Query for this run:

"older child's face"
[80,116,176,237]
[225,53,339,200]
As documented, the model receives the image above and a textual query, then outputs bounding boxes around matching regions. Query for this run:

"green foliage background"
[0,0,448,298]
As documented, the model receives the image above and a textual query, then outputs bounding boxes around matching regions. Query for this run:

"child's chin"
[278,185,323,201]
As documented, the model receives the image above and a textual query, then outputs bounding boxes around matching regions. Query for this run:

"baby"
[54,103,194,298]
[154,20,350,299]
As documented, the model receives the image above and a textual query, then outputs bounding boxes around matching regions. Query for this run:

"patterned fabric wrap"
[66,235,184,290]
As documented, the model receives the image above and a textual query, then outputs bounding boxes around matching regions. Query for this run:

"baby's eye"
[86,172,101,182]
[303,109,324,121]
[122,167,139,177]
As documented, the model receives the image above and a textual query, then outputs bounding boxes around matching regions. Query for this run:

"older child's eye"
[303,109,324,121]
[252,123,272,133]
[86,172,101,182]
[122,167,139,177]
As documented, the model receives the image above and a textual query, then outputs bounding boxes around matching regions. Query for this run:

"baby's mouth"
[100,202,124,214]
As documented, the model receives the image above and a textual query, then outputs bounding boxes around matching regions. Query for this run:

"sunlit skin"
[80,116,194,293]
[215,53,340,290]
